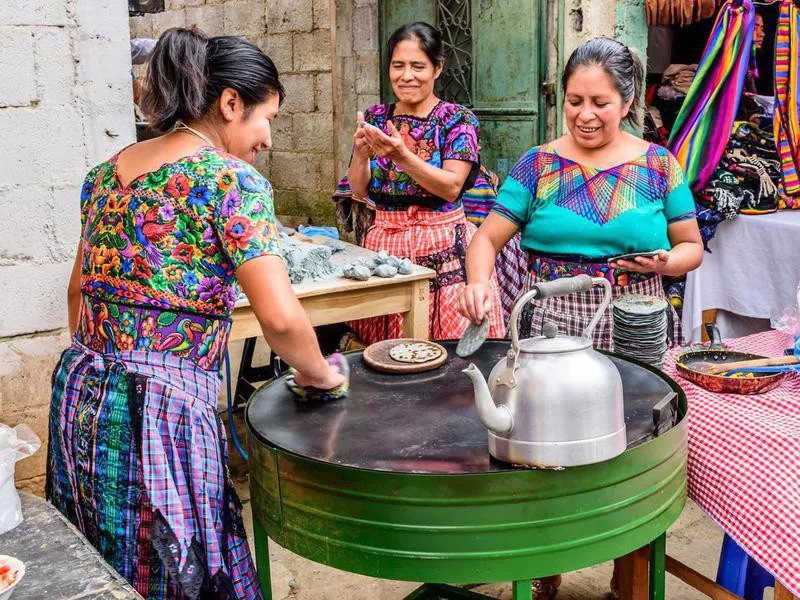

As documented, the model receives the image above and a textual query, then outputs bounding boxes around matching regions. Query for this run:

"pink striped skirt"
[350,206,505,344]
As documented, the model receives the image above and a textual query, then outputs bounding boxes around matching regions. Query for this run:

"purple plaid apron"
[47,305,261,600]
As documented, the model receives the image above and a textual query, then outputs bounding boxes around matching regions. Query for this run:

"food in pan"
[0,561,20,591]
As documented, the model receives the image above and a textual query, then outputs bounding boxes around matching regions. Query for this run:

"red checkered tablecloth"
[663,330,800,595]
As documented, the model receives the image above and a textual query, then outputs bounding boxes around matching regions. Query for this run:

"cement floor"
[230,461,767,600]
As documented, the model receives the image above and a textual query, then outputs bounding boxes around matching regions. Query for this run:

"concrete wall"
[0,0,136,493]
[130,0,351,226]
[333,0,380,183]
[552,0,646,135]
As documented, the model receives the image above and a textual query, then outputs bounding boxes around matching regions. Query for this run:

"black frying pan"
[675,324,786,395]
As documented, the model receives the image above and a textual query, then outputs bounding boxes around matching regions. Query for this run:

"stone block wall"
[333,0,380,185]
[0,0,135,493]
[129,0,365,226]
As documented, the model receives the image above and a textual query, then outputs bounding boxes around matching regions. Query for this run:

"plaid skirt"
[494,234,527,327]
[350,206,505,344]
[46,341,261,600]
[521,254,682,351]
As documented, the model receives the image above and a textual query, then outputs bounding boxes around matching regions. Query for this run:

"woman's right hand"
[293,362,345,391]
[353,111,371,159]
[459,281,493,325]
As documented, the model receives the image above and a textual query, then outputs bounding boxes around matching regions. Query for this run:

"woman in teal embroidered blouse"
[459,37,703,600]
[460,37,703,352]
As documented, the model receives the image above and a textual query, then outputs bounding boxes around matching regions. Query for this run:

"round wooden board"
[363,339,448,374]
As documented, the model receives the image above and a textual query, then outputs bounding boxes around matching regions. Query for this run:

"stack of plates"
[612,294,669,367]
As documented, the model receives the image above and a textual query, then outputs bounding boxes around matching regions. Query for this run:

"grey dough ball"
[374,264,398,278]
[343,264,371,281]
[397,258,413,275]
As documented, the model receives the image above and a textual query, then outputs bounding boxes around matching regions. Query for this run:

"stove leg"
[649,533,667,600]
[253,519,273,600]
[513,579,532,600]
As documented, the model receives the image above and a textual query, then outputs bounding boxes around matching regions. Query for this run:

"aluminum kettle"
[463,274,626,467]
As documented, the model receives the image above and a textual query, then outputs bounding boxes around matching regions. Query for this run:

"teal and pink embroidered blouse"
[75,147,281,369]
[492,143,697,258]
[335,100,484,212]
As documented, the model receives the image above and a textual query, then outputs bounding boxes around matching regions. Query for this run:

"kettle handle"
[510,275,613,353]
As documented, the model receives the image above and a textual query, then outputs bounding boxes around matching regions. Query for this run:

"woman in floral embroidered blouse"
[334,21,505,344]
[46,28,345,600]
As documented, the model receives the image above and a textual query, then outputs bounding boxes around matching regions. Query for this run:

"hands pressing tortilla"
[353,111,408,162]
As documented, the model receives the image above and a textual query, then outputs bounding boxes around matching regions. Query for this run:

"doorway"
[379,0,547,181]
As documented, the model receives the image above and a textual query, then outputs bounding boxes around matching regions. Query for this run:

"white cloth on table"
[683,210,800,343]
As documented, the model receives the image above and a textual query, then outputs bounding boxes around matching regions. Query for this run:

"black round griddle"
[247,340,680,474]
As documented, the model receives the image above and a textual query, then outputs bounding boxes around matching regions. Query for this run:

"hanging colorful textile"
[773,0,800,197]
[668,0,755,192]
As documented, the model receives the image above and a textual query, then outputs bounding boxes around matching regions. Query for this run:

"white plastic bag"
[0,424,41,535]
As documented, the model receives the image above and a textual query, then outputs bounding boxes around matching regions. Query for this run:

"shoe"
[532,574,562,599]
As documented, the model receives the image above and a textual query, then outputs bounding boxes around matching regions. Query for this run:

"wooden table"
[228,238,435,404]
[0,492,142,599]
[230,239,435,342]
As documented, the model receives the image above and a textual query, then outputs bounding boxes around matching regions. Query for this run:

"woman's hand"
[293,363,345,390]
[363,120,408,162]
[609,249,670,274]
[353,111,371,159]
[459,281,493,325]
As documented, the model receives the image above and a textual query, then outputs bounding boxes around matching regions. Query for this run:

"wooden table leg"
[617,547,650,600]
[701,309,718,342]
[402,279,430,340]
[775,581,800,600]
[665,555,744,600]
[253,518,272,600]
[649,533,666,600]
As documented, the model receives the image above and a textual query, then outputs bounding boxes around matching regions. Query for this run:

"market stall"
[645,0,800,340]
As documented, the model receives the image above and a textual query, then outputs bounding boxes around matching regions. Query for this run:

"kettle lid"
[517,321,592,354]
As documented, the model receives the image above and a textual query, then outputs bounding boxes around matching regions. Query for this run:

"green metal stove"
[246,341,687,600]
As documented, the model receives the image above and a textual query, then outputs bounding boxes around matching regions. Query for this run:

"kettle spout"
[463,363,513,434]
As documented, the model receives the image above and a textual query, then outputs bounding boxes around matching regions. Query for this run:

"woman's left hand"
[609,249,670,274]
[363,120,408,162]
